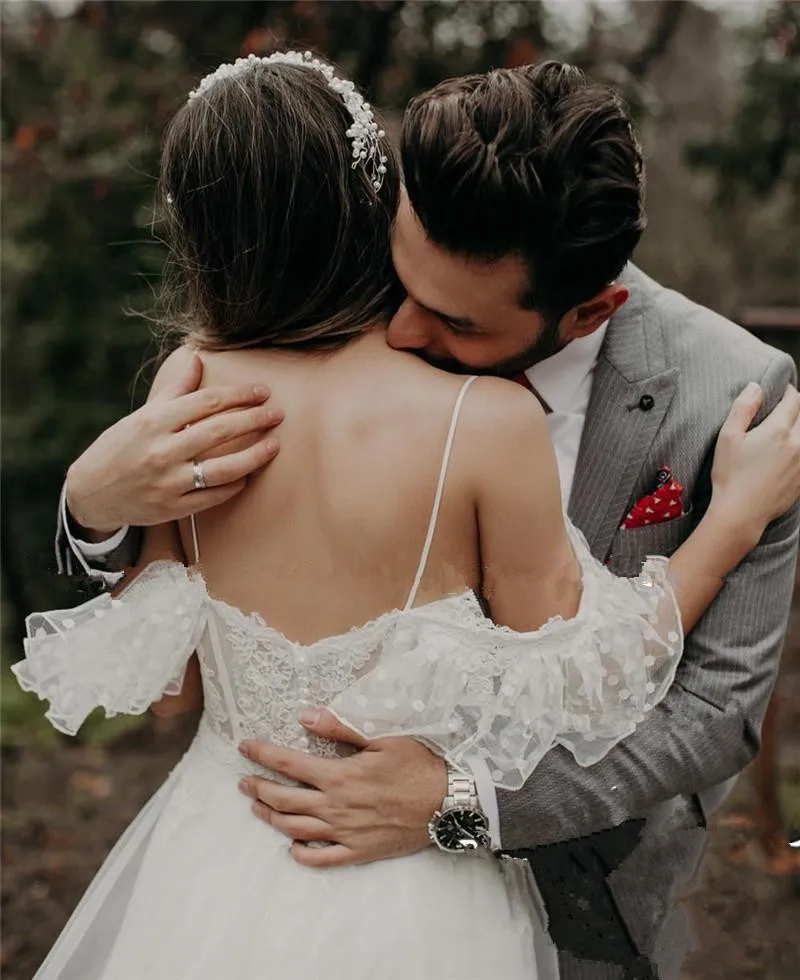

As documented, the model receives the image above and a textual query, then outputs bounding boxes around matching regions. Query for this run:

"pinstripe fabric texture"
[500,264,799,979]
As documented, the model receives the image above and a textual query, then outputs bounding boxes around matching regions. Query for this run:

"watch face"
[433,807,489,852]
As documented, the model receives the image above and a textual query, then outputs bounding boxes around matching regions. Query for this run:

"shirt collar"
[524,321,608,415]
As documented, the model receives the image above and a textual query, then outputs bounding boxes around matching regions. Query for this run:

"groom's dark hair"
[402,61,646,319]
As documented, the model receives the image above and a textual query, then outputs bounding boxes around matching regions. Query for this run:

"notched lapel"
[568,265,679,561]
[570,361,678,560]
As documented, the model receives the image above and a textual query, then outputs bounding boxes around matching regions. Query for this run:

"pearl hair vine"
[188,50,389,191]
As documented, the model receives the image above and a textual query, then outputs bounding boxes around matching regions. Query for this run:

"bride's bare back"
[133,50,581,647]
[170,331,483,645]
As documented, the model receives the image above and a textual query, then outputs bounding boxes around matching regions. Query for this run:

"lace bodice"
[188,571,487,765]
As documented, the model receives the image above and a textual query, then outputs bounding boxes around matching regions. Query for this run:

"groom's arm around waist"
[495,354,799,851]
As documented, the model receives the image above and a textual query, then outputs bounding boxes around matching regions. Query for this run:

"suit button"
[639,394,655,411]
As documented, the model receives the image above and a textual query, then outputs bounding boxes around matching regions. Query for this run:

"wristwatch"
[427,763,490,853]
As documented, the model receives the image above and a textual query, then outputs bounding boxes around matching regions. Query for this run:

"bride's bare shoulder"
[456,376,553,485]
[460,376,547,438]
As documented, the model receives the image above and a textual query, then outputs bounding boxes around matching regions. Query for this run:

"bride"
[15,52,800,980]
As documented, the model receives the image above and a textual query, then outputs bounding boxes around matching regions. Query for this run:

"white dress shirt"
[527,321,608,507]
[69,324,609,847]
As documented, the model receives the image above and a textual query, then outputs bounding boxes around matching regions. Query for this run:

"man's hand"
[66,351,284,535]
[237,709,447,868]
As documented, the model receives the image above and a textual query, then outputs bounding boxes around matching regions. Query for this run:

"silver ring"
[192,460,207,491]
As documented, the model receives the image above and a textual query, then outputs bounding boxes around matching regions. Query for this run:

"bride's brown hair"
[156,59,400,351]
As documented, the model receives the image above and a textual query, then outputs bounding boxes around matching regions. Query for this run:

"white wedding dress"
[14,378,683,980]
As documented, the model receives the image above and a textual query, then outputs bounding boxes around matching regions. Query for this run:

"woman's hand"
[66,350,284,536]
[710,382,800,544]
[663,381,800,634]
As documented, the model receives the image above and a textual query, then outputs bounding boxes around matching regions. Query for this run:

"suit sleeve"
[55,481,143,587]
[496,353,799,849]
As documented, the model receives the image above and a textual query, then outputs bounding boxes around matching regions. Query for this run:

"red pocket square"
[622,466,685,529]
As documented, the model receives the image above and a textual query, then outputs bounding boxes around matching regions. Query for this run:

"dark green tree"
[688,0,800,202]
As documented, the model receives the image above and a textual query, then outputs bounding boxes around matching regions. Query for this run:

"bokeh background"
[2,1,799,977]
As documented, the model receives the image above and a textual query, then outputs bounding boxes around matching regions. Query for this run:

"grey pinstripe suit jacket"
[56,264,799,980]
[499,264,799,979]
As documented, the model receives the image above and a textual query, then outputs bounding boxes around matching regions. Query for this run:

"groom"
[59,63,798,979]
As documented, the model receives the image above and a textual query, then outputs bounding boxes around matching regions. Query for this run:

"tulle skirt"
[33,720,558,980]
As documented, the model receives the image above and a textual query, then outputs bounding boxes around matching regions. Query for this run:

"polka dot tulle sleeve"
[329,524,683,790]
[12,561,207,736]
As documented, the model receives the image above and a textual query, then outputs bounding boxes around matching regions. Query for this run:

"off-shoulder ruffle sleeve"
[12,561,208,736]
[329,526,683,790]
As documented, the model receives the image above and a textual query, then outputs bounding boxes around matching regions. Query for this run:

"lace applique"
[196,654,230,739]
[190,591,484,778]
[208,600,465,751]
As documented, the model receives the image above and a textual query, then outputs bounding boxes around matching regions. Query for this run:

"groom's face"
[387,195,564,376]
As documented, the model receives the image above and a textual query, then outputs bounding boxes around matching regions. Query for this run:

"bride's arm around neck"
[109,345,197,587]
[111,349,202,716]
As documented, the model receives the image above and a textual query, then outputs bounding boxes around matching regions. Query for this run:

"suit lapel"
[568,266,679,561]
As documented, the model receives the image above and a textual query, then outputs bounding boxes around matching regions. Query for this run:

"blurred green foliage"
[688,1,800,203]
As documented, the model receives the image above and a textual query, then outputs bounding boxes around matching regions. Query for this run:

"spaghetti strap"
[404,376,478,611]
[189,514,200,565]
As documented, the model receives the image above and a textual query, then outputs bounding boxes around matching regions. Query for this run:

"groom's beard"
[421,314,564,378]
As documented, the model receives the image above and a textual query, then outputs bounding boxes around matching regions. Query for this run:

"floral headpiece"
[188,50,388,191]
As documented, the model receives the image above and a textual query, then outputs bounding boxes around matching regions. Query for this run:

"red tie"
[511,372,551,413]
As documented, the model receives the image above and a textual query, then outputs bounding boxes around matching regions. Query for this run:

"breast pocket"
[607,512,694,577]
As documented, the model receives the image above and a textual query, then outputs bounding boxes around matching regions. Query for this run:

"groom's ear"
[565,284,629,340]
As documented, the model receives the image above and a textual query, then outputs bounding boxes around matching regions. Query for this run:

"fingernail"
[253,385,270,399]
[744,381,760,396]
[299,707,321,727]
[238,742,250,758]
[238,779,249,794]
